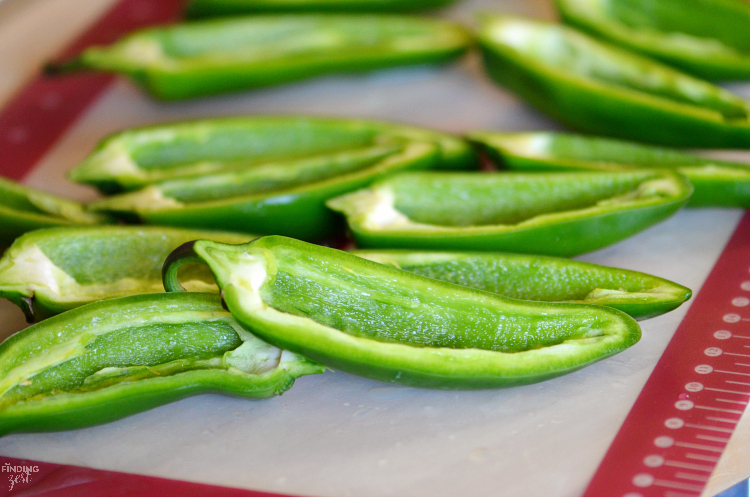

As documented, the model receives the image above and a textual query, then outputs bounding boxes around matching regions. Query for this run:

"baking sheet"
[0,1,749,496]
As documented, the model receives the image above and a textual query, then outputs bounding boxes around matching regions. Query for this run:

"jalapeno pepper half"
[476,15,750,148]
[51,14,472,100]
[555,0,750,81]
[468,130,750,208]
[0,292,323,436]
[0,176,108,248]
[352,250,691,320]
[326,170,692,256]
[0,226,253,322]
[185,0,457,17]
[163,237,642,389]
[88,141,441,240]
[68,116,474,194]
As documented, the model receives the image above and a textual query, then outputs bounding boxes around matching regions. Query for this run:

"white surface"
[0,1,748,496]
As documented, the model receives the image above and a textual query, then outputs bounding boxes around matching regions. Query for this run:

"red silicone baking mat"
[0,1,749,496]
[583,214,750,497]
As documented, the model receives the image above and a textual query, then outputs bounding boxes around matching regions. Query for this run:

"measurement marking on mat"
[654,479,704,491]
[724,352,750,358]
[674,442,724,452]
[683,423,733,433]
[704,387,750,395]
[664,460,713,472]
[715,369,750,377]
[685,453,720,462]
[663,491,699,497]
[724,381,750,387]
[704,416,740,424]
[673,472,709,482]
[715,398,748,405]
[693,405,744,414]
[694,434,730,443]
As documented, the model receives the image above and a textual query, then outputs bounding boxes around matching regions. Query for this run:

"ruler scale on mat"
[1,1,750,496]
[583,213,750,497]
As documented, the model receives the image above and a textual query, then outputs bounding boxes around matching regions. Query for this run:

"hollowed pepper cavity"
[352,250,691,321]
[326,169,692,256]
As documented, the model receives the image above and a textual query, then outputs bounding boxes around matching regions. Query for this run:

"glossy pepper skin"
[352,250,691,321]
[0,292,324,436]
[468,131,750,208]
[185,0,457,17]
[0,226,254,322]
[476,15,750,148]
[68,116,475,194]
[0,176,108,248]
[53,15,472,100]
[326,170,692,257]
[163,237,642,389]
[556,0,750,81]
[73,116,474,241]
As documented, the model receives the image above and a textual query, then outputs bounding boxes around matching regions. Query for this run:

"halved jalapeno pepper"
[72,116,474,240]
[163,237,642,389]
[68,116,474,194]
[555,0,750,81]
[0,292,323,436]
[185,0,457,17]
[468,130,750,208]
[51,15,472,100]
[0,176,108,248]
[0,226,253,322]
[476,15,750,147]
[352,250,691,320]
[87,140,441,240]
[326,170,692,256]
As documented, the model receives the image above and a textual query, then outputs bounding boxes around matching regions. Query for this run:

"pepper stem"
[162,241,204,292]
[44,58,87,76]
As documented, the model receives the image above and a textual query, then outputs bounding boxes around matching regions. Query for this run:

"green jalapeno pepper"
[352,250,691,320]
[68,116,474,194]
[0,292,323,435]
[0,176,108,248]
[468,131,750,208]
[162,237,642,389]
[185,0,457,17]
[88,141,441,240]
[326,170,692,256]
[555,0,750,81]
[0,226,253,322]
[51,15,471,100]
[476,15,750,148]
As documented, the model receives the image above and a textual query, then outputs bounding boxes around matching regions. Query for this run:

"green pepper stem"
[43,58,87,76]
[162,241,204,293]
